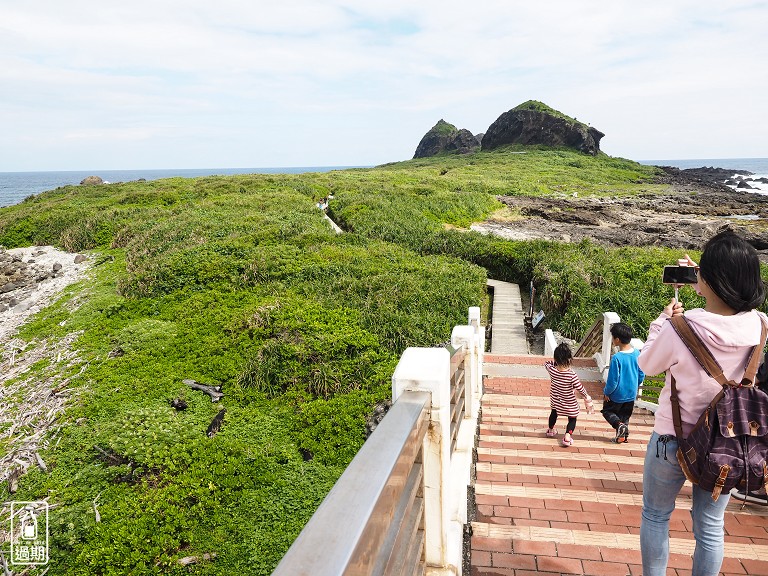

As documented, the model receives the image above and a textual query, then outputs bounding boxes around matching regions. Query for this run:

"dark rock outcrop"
[80,175,104,185]
[413,120,480,158]
[445,129,481,155]
[482,100,604,156]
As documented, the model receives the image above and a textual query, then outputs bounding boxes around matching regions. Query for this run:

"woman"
[638,230,767,576]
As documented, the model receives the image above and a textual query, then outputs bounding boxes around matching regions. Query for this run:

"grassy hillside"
[0,148,707,574]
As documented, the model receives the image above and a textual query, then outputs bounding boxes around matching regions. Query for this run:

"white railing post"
[392,348,454,573]
[468,306,484,417]
[451,326,475,420]
[595,312,620,382]
[544,328,558,357]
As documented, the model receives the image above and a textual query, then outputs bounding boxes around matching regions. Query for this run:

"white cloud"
[0,0,766,170]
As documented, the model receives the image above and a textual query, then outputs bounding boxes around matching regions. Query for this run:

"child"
[544,342,594,447]
[602,322,644,443]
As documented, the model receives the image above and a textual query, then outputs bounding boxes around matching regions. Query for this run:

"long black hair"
[699,229,766,312]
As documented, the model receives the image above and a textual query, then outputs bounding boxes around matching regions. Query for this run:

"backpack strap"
[668,316,729,385]
[666,315,767,440]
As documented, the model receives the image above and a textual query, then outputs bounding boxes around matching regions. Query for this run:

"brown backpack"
[668,315,768,501]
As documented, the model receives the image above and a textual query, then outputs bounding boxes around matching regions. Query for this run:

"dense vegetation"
[512,99,587,127]
[0,147,715,574]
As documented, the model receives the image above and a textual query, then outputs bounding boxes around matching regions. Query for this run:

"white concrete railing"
[393,308,485,575]
[272,308,485,576]
[545,312,656,414]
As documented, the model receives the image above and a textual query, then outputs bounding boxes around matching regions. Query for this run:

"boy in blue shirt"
[602,323,644,443]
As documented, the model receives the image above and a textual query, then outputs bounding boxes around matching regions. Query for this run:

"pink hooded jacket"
[638,308,768,437]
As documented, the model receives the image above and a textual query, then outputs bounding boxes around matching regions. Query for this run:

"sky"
[1,1,766,171]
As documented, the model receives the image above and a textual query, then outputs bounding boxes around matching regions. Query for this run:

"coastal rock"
[413,120,481,158]
[0,247,91,322]
[482,100,604,156]
[737,181,754,189]
[472,175,768,257]
[80,175,104,186]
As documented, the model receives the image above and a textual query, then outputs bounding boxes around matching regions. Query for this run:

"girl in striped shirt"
[544,343,594,447]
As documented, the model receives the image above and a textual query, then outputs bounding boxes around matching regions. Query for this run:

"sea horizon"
[2,158,767,208]
[0,165,369,208]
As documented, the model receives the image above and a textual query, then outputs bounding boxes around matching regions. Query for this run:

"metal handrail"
[271,390,430,576]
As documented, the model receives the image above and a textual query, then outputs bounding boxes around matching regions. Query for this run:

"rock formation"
[80,175,104,185]
[482,100,604,156]
[413,120,481,158]
[0,247,88,314]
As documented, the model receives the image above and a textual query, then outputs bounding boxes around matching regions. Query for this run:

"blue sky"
[1,0,766,171]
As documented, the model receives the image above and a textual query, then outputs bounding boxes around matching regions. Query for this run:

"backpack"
[668,315,768,502]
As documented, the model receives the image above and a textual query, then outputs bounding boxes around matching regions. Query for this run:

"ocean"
[639,157,768,194]
[0,166,365,208]
[1,159,767,209]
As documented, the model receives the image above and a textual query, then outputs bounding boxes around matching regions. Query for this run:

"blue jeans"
[641,431,731,576]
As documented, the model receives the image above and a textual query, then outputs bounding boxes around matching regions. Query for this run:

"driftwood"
[35,451,48,472]
[206,409,226,438]
[183,379,223,402]
[7,468,19,493]
[177,553,217,566]
[1,550,11,576]
[93,491,102,523]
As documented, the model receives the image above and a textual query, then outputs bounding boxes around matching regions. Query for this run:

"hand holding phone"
[662,265,698,285]
[662,257,699,304]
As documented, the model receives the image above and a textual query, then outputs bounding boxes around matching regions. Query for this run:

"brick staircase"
[470,354,768,576]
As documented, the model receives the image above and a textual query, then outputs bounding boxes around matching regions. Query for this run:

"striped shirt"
[545,360,589,417]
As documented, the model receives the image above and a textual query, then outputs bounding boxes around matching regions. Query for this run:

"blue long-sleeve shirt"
[604,348,644,402]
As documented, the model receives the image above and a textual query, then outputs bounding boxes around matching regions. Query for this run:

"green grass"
[0,146,718,574]
[0,172,485,574]
[512,99,585,127]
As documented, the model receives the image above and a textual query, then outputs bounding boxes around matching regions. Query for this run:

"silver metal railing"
[272,391,430,576]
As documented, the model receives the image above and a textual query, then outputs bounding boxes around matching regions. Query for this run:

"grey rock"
[52,262,63,272]
[74,254,87,264]
[80,175,104,185]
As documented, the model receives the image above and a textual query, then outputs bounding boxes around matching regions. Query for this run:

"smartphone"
[662,265,698,285]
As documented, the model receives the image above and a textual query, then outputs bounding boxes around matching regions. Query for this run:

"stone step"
[471,522,768,575]
[471,358,768,576]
